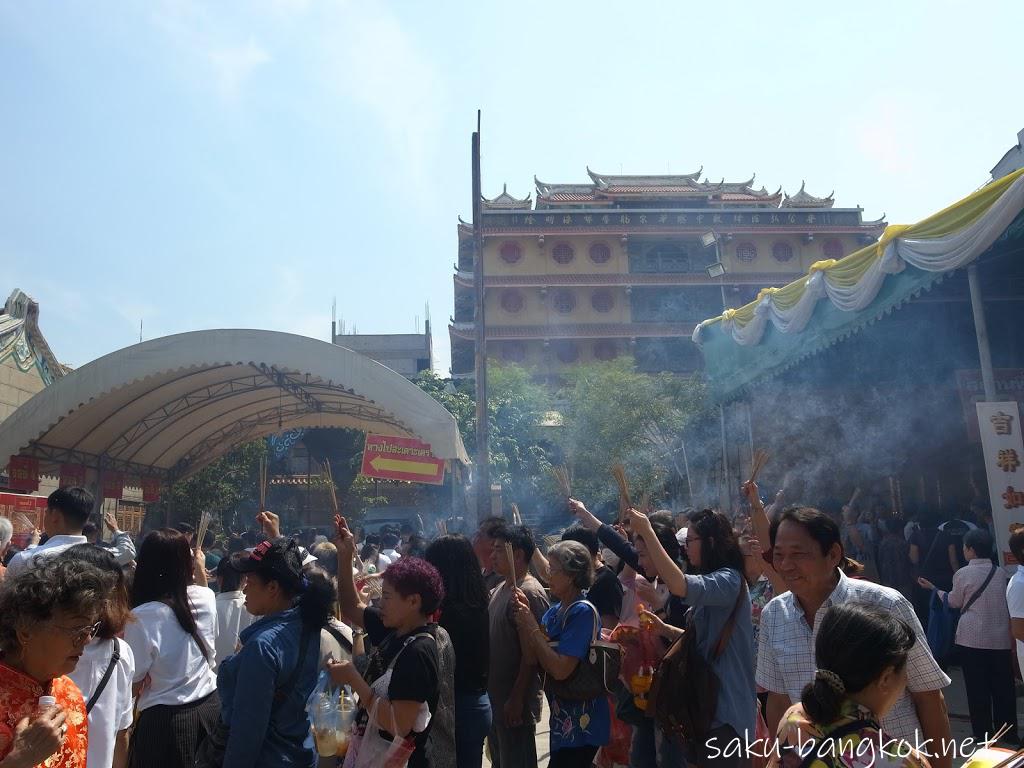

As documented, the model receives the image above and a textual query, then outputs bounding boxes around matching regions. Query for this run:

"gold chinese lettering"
[788,214,797,224]
[677,214,687,224]
[1003,485,1024,509]
[733,214,743,224]
[602,214,611,225]
[545,215,555,225]
[770,215,780,224]
[638,215,647,224]
[751,214,760,224]
[806,214,816,224]
[997,448,1020,472]
[524,215,535,225]
[563,215,572,225]
[658,214,668,224]
[696,215,704,224]
[991,411,1015,436]
[712,214,723,224]
[620,214,630,224]
[583,215,593,224]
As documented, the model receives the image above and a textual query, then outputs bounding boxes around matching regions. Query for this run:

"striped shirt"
[757,569,950,744]
[942,559,1011,650]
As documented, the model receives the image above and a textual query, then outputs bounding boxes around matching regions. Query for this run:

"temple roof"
[782,181,835,208]
[587,166,704,188]
[1,289,68,386]
[481,184,531,210]
[532,168,794,208]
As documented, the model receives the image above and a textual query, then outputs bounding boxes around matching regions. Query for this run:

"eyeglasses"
[54,621,102,645]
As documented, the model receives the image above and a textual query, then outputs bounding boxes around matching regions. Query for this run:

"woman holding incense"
[627,506,754,768]
[197,539,337,768]
[511,540,611,768]
[330,515,443,768]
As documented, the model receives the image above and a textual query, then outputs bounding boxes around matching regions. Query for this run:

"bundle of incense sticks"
[639,492,651,514]
[258,457,268,513]
[551,466,572,497]
[510,503,523,525]
[504,541,517,589]
[847,487,861,508]
[322,460,339,516]
[196,510,212,551]
[748,449,770,484]
[14,512,35,532]
[611,464,632,512]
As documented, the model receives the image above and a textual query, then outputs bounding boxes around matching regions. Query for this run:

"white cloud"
[208,38,271,100]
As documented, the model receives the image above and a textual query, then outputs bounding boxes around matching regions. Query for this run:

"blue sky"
[2,0,1021,372]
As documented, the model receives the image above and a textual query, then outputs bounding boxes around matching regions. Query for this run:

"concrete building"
[450,169,885,379]
[332,320,433,378]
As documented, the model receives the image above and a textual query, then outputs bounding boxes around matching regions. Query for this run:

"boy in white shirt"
[214,557,256,668]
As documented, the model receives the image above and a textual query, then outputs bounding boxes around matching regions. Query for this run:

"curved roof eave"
[0,329,470,481]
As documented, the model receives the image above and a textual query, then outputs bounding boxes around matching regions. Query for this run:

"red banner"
[102,471,124,500]
[7,456,39,492]
[360,434,445,485]
[141,477,161,503]
[59,463,87,488]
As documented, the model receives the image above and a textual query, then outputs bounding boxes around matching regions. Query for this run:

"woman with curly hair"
[63,544,136,768]
[329,515,445,768]
[0,556,112,768]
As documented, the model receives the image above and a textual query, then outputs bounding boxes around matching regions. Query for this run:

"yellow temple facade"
[450,168,884,378]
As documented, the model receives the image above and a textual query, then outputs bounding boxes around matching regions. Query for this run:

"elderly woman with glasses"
[0,556,112,768]
[512,540,611,768]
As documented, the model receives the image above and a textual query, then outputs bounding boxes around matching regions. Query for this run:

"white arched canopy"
[0,329,469,482]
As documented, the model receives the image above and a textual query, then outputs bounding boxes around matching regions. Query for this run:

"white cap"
[38,695,57,709]
[675,527,688,546]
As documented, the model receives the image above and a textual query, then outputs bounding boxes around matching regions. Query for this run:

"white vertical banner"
[977,401,1024,568]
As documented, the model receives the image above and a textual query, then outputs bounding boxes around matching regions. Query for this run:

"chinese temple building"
[450,168,885,379]
[0,289,66,425]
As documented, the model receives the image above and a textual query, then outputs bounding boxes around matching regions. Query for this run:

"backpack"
[424,626,456,768]
[649,581,746,744]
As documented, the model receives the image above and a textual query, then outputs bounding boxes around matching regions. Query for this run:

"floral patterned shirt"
[0,662,88,767]
[769,701,930,768]
[542,601,611,753]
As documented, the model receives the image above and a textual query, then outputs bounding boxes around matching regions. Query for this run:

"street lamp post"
[702,231,731,512]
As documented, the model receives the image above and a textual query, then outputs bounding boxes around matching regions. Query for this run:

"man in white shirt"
[380,530,402,563]
[758,506,954,768]
[6,486,93,579]
[213,557,256,668]
[1006,528,1024,680]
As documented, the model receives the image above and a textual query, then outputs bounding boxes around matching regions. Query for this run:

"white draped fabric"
[694,172,1024,348]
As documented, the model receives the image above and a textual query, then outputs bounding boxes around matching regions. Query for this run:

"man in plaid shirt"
[757,507,953,768]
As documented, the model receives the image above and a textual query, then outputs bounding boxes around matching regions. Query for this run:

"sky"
[1,0,1021,373]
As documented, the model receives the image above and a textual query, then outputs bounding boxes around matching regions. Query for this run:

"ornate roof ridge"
[482,184,532,209]
[587,165,704,188]
[535,176,596,197]
[782,181,836,208]
[3,289,68,379]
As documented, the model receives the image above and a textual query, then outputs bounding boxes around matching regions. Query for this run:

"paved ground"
[484,669,1024,767]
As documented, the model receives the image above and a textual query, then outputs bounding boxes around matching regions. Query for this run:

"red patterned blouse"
[0,662,88,767]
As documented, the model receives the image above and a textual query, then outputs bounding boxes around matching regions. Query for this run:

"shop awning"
[693,169,1024,401]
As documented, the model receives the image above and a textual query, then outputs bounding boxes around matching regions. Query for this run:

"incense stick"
[991,746,1024,768]
[748,449,770,484]
[258,457,268,513]
[322,460,339,516]
[504,542,516,589]
[510,503,522,526]
[611,464,632,512]
[988,722,1012,747]
[551,466,572,497]
[196,510,212,551]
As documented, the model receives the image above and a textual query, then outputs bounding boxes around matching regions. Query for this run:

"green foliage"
[556,359,706,509]
[156,440,267,532]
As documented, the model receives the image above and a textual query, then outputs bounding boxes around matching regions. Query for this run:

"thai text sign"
[977,401,1024,568]
[483,209,864,230]
[360,434,445,486]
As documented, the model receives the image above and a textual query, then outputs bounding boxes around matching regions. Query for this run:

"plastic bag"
[343,697,415,768]
[306,672,357,760]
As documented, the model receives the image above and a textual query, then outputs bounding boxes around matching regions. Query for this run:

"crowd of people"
[0,482,1021,768]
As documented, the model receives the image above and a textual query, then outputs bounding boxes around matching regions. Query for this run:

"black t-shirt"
[439,602,488,695]
[362,607,439,768]
[587,565,624,622]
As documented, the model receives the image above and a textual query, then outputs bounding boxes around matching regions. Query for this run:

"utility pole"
[471,111,490,522]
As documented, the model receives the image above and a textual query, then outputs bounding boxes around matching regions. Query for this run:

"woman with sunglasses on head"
[0,556,111,768]
[124,528,219,768]
[63,544,136,768]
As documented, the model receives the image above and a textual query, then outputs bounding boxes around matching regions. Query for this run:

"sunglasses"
[54,620,102,645]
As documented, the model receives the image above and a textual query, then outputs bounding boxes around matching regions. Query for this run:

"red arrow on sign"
[360,434,446,485]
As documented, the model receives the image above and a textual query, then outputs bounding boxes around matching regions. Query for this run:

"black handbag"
[542,600,622,702]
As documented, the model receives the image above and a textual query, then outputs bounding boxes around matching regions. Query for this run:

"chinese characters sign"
[483,209,863,231]
[6,456,39,492]
[977,401,1024,567]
